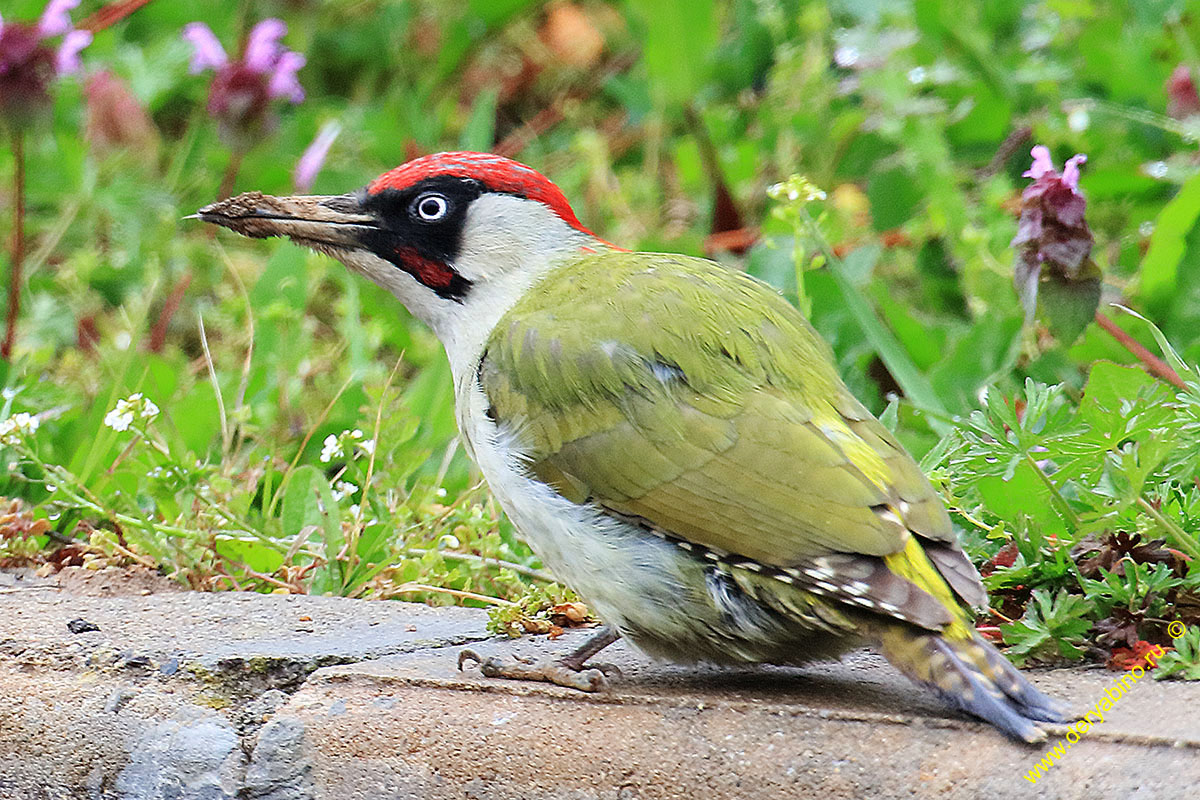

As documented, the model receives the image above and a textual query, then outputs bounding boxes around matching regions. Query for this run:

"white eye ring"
[415,193,449,221]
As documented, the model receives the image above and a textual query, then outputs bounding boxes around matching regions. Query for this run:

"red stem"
[1094,310,1187,391]
[147,273,193,354]
[3,131,25,361]
[218,149,245,201]
[80,0,157,33]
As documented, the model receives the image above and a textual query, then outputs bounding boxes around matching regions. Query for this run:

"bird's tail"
[869,621,1071,743]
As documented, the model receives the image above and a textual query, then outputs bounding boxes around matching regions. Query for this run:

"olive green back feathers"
[480,252,984,628]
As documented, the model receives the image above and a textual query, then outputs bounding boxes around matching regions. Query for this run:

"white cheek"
[454,194,586,284]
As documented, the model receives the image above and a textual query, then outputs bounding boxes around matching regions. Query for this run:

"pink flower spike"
[244,18,287,73]
[294,121,341,192]
[1023,145,1055,180]
[182,22,227,73]
[55,28,91,75]
[268,51,306,102]
[37,0,80,38]
[1062,154,1087,192]
[0,12,5,37]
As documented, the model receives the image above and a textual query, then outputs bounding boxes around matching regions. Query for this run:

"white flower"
[0,412,39,446]
[319,434,342,463]
[331,480,358,502]
[104,393,160,432]
[104,408,132,431]
[321,428,375,462]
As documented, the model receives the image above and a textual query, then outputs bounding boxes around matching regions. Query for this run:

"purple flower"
[0,0,91,127]
[294,121,340,192]
[54,28,91,75]
[182,19,306,146]
[1011,145,1100,341]
[268,51,305,102]
[243,18,285,73]
[182,22,227,73]
[37,0,79,38]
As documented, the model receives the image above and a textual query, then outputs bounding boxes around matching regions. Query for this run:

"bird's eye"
[413,193,449,222]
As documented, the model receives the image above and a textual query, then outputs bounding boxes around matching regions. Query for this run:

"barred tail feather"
[872,623,1072,743]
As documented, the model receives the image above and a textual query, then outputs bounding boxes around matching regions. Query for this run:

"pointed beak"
[193,191,378,252]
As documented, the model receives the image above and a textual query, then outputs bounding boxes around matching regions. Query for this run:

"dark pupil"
[420,197,443,218]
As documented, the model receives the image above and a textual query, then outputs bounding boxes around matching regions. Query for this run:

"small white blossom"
[331,480,359,502]
[104,393,160,432]
[321,428,375,462]
[319,433,342,463]
[104,407,133,432]
[0,412,39,446]
[768,175,826,206]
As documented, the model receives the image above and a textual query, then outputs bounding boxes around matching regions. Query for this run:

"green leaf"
[977,460,1067,537]
[281,465,327,537]
[867,166,922,231]
[282,465,345,594]
[215,539,285,575]
[1037,264,1102,345]
[459,87,499,152]
[826,246,951,434]
[1001,588,1092,665]
[1080,361,1158,427]
[1141,172,1200,313]
[1114,305,1200,385]
[625,0,720,111]
[1154,625,1200,681]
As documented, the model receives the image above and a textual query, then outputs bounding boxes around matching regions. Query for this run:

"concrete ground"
[0,566,1196,800]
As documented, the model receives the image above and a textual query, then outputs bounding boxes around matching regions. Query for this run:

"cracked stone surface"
[1,566,1198,799]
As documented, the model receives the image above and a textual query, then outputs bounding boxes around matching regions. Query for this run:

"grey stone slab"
[0,567,491,691]
[293,626,1200,799]
[2,567,1198,800]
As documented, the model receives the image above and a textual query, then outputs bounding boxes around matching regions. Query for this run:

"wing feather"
[482,251,984,615]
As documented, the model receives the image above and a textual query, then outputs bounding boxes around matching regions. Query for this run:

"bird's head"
[196,152,604,355]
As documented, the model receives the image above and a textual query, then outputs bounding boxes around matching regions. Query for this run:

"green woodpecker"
[198,152,1067,742]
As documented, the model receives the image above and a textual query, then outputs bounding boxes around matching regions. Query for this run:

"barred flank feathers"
[871,622,1071,743]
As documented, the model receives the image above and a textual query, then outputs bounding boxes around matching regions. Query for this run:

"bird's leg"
[458,624,623,692]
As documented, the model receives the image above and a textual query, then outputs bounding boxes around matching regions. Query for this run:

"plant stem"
[1023,452,1081,535]
[3,130,25,360]
[402,548,556,583]
[391,582,514,606]
[1136,496,1200,560]
[1094,310,1186,391]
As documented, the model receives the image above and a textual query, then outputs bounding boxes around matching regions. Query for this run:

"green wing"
[481,252,984,621]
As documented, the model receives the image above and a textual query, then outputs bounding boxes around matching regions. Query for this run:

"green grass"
[1,0,1199,674]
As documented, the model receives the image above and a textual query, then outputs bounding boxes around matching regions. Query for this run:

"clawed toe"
[458,648,610,692]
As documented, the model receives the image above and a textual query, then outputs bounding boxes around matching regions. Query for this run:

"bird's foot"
[457,649,622,692]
